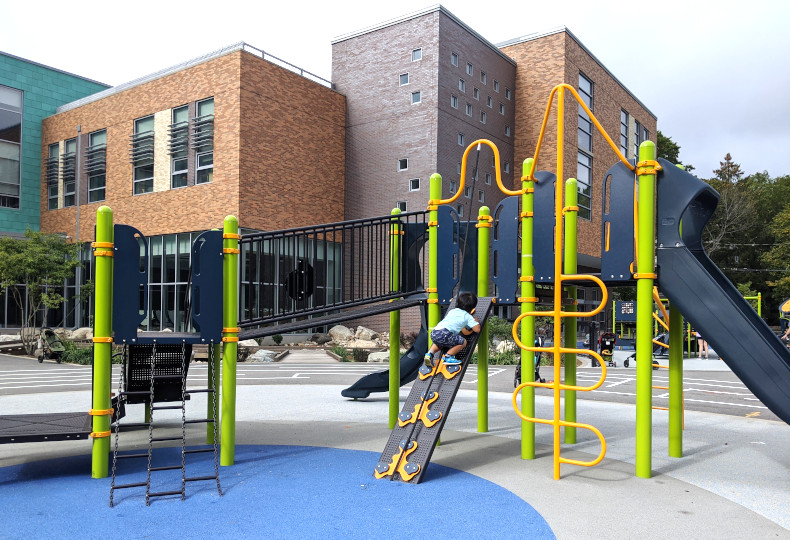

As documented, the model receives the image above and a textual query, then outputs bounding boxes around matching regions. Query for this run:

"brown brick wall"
[41,53,244,241]
[238,52,346,231]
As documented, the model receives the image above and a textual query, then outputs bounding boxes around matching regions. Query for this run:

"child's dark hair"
[456,292,477,313]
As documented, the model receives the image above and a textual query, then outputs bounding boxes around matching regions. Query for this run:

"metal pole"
[563,178,578,444]
[91,205,113,478]
[428,174,441,339]
[668,303,683,456]
[635,141,657,478]
[220,216,239,466]
[521,158,536,459]
[477,205,491,433]
[75,125,82,327]
[388,208,402,429]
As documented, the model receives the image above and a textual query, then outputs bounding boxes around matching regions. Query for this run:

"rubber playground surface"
[1,382,789,538]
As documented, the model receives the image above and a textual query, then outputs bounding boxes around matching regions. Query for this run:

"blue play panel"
[0,445,553,539]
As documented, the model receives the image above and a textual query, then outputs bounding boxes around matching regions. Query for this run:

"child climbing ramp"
[424,292,481,367]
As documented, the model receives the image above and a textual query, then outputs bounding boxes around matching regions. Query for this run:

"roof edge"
[498,27,656,121]
[0,50,109,88]
[332,4,516,66]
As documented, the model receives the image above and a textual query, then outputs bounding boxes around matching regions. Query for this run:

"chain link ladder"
[144,340,157,506]
[209,341,223,496]
[109,342,128,507]
[179,340,187,500]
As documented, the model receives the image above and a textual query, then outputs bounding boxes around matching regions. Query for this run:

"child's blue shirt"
[434,308,477,334]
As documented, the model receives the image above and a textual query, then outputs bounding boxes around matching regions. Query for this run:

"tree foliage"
[656,130,694,171]
[0,230,90,352]
[713,153,745,183]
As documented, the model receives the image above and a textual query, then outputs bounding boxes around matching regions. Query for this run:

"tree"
[656,130,695,171]
[713,153,744,183]
[0,230,91,353]
[703,177,757,257]
[761,203,790,303]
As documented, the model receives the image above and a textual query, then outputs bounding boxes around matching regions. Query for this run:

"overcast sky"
[3,0,788,178]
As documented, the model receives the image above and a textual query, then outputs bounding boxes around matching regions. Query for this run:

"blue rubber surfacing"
[0,445,554,539]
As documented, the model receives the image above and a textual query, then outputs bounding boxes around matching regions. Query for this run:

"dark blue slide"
[341,327,429,399]
[656,160,790,425]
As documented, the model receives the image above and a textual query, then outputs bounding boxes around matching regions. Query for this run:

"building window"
[473,88,479,100]
[132,115,155,194]
[398,158,408,171]
[0,85,22,209]
[485,173,491,185]
[451,52,458,67]
[642,126,649,145]
[499,103,505,115]
[412,48,422,61]
[577,151,592,220]
[504,161,510,173]
[457,162,462,174]
[493,80,499,92]
[505,88,511,100]
[478,190,484,203]
[169,105,189,189]
[464,186,471,198]
[46,143,59,210]
[451,95,458,108]
[505,126,511,137]
[634,120,643,158]
[578,73,594,153]
[459,79,465,92]
[62,138,77,207]
[466,63,473,75]
[480,71,487,85]
[620,110,629,157]
[409,178,420,191]
[480,111,486,124]
[450,180,457,193]
[465,103,473,116]
[397,201,407,212]
[487,96,493,108]
[193,97,214,183]
[457,204,464,217]
[411,91,421,104]
[86,129,107,202]
[399,73,409,86]
[458,133,465,146]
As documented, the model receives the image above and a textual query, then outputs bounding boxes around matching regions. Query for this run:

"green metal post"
[612,300,616,334]
[389,208,402,429]
[92,206,113,478]
[520,158,536,460]
[758,293,762,318]
[635,141,657,478]
[477,206,491,433]
[668,303,683,457]
[428,174,442,335]
[563,178,578,444]
[687,322,692,358]
[220,216,239,466]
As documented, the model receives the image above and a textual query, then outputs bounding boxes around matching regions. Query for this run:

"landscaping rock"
[71,327,93,341]
[367,351,390,363]
[238,339,259,347]
[346,340,377,349]
[311,333,332,345]
[496,340,516,354]
[0,334,20,342]
[355,326,379,341]
[246,349,278,362]
[328,325,353,342]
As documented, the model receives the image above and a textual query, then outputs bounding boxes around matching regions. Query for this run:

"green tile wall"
[0,54,108,235]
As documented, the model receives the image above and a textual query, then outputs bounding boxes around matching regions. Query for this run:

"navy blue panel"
[600,161,636,284]
[112,224,148,343]
[532,171,556,283]
[458,224,477,295]
[190,230,223,343]
[402,222,428,292]
[436,206,459,303]
[492,196,519,304]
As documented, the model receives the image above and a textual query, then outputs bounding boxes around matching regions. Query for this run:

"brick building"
[40,43,346,330]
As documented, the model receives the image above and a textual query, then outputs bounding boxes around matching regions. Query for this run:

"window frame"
[195,151,213,185]
[408,178,420,192]
[458,133,465,146]
[132,115,155,195]
[451,52,458,67]
[480,71,487,85]
[465,103,473,117]
[451,95,458,108]
[459,78,466,92]
[397,201,407,212]
[87,128,107,203]
[411,48,422,62]
[399,73,410,86]
[577,151,593,221]
[411,91,421,104]
[398,158,408,171]
[466,62,473,75]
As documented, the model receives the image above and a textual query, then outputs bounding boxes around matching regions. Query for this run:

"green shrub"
[272,334,283,345]
[486,316,514,342]
[352,349,370,362]
[60,341,94,365]
[329,345,350,362]
[468,349,520,365]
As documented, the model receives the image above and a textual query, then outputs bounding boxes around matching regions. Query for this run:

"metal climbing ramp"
[374,297,494,484]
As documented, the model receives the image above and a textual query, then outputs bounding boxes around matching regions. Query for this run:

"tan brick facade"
[41,50,345,241]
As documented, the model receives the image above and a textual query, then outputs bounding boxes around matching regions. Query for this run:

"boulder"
[354,326,379,341]
[310,333,332,345]
[328,325,353,342]
[246,349,278,363]
[238,339,259,348]
[0,334,20,342]
[71,327,93,341]
[346,340,377,349]
[367,351,391,363]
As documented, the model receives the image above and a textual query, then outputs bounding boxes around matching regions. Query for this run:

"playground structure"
[2,83,789,492]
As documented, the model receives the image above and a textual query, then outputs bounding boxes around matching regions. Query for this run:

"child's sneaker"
[443,355,461,365]
[424,352,433,367]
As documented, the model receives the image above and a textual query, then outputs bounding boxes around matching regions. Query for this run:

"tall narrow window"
[466,63,473,75]
[487,96,493,108]
[473,88,479,100]
[194,98,214,185]
[458,133,465,146]
[465,103,472,116]
[493,80,499,92]
[480,71,487,85]
[170,105,189,188]
[131,115,155,194]
[451,52,458,67]
[0,85,22,209]
[451,95,458,108]
[505,88,511,100]
[62,138,77,207]
[459,79,465,92]
[46,143,59,210]
[578,73,593,153]
[577,151,592,220]
[86,129,107,202]
[634,120,643,158]
[480,111,486,124]
[620,110,629,157]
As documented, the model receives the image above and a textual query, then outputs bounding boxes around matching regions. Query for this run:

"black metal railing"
[238,210,428,330]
